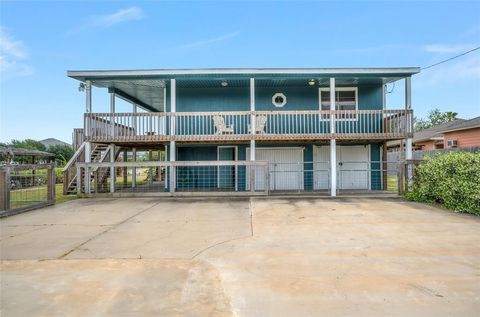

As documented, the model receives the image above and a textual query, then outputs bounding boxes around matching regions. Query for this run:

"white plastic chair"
[248,115,267,134]
[213,116,234,135]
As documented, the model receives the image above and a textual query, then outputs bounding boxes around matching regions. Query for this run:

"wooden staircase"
[63,143,121,194]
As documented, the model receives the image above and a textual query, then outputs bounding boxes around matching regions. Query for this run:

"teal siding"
[176,87,249,112]
[172,84,383,112]
[256,86,319,110]
[358,85,383,110]
[170,84,384,135]
[176,146,217,188]
[168,142,383,191]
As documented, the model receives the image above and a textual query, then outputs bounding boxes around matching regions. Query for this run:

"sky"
[1,0,479,143]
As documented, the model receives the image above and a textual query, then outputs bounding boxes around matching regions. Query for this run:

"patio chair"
[248,115,267,134]
[212,115,234,135]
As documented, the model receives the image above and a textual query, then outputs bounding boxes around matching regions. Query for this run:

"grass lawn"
[9,184,76,209]
[387,176,398,192]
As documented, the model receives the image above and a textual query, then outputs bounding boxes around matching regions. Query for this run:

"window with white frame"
[319,88,358,120]
[320,88,357,110]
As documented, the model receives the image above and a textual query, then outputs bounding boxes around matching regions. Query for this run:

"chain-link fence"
[76,161,269,196]
[265,161,399,193]
[0,164,56,217]
[74,159,402,196]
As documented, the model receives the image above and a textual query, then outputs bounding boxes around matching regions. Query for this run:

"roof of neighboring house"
[413,119,467,143]
[437,116,480,134]
[386,119,466,148]
[40,138,71,148]
[0,147,55,157]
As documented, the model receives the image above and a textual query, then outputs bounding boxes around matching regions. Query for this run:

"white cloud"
[424,44,476,54]
[91,7,144,28]
[179,31,240,49]
[0,27,32,81]
[418,53,480,87]
[67,7,145,35]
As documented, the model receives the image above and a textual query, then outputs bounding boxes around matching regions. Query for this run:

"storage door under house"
[247,148,304,191]
[313,145,370,190]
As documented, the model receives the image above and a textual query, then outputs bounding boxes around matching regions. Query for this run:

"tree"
[414,108,458,132]
[9,139,46,151]
[47,144,74,166]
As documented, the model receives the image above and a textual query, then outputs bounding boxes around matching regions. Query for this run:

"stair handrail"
[63,142,86,172]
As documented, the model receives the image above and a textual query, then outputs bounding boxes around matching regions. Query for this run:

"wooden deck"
[82,109,413,144]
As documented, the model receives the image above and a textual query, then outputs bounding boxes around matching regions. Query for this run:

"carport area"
[1,197,479,316]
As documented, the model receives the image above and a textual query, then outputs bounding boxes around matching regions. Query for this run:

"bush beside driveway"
[406,151,480,215]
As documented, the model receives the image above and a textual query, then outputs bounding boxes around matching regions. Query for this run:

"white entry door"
[247,148,304,190]
[314,145,370,190]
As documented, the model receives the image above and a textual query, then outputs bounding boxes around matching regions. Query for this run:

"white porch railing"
[84,109,413,142]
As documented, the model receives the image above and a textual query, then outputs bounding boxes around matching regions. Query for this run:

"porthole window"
[272,93,287,107]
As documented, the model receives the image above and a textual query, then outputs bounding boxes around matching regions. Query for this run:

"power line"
[422,46,480,70]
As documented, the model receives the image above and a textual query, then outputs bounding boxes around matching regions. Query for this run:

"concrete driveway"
[1,197,479,316]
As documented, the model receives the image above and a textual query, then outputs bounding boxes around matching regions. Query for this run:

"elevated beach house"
[65,67,419,196]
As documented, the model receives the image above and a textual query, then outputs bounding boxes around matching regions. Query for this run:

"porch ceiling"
[69,67,420,111]
[94,79,166,112]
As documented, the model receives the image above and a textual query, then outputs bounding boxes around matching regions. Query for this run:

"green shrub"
[405,151,480,215]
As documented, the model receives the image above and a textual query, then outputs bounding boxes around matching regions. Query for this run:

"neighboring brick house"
[387,116,480,152]
[439,116,480,149]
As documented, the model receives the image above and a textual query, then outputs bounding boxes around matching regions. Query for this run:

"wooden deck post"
[110,144,115,193]
[84,141,91,194]
[110,92,116,137]
[47,165,55,202]
[77,166,82,195]
[0,167,10,211]
[148,150,153,185]
[132,148,137,188]
[123,151,128,185]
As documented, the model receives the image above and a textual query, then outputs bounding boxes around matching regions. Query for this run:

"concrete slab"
[1,197,479,316]
[1,259,231,317]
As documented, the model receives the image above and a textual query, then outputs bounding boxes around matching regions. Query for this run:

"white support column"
[132,147,136,188]
[84,141,91,194]
[110,144,115,193]
[250,78,256,191]
[110,93,116,137]
[330,77,337,197]
[169,78,176,194]
[405,77,413,190]
[169,141,176,193]
[85,80,92,138]
[329,77,336,135]
[170,79,176,136]
[249,77,256,161]
[330,139,337,197]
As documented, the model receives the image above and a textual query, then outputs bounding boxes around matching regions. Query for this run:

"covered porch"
[67,68,418,196]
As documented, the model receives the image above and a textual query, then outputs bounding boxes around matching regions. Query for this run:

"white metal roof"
[68,67,420,79]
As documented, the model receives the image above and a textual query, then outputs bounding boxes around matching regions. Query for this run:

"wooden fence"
[0,163,56,217]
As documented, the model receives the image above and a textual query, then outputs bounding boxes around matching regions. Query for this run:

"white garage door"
[314,145,370,190]
[247,148,304,191]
